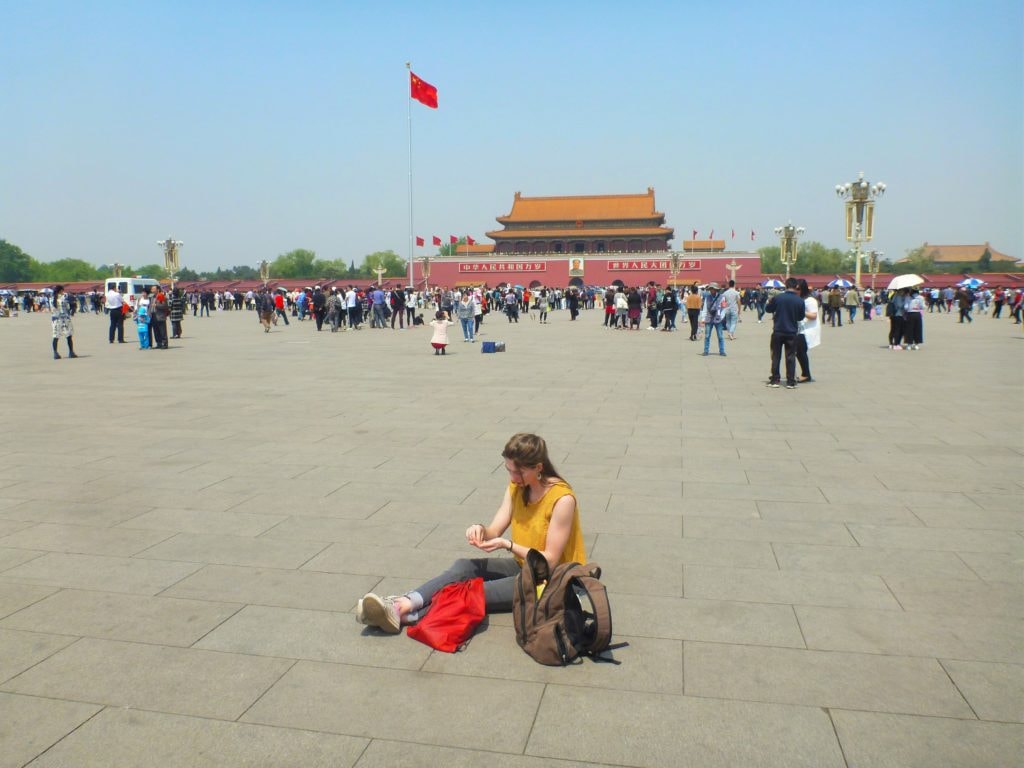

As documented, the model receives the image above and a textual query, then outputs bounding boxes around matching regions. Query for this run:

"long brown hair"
[502,433,564,503]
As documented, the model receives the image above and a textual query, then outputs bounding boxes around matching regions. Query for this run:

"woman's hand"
[470,537,509,553]
[465,523,487,544]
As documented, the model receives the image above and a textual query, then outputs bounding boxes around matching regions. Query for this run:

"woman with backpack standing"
[357,433,585,634]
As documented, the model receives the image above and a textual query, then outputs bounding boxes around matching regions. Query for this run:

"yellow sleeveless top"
[509,480,586,565]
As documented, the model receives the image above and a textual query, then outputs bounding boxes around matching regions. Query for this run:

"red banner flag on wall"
[450,235,458,245]
[432,236,442,246]
[410,72,438,108]
[466,236,476,245]
[415,236,424,247]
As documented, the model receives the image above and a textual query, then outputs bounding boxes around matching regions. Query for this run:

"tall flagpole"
[406,62,414,288]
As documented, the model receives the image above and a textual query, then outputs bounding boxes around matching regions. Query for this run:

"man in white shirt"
[722,280,741,340]
[105,285,126,343]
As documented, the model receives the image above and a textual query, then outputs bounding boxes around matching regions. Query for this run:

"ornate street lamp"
[158,238,183,291]
[868,250,883,291]
[112,262,123,278]
[773,223,805,280]
[836,172,885,290]
[668,250,682,285]
[258,259,270,288]
[418,255,432,292]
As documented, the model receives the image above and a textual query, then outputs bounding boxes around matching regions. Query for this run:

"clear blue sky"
[2,0,1021,271]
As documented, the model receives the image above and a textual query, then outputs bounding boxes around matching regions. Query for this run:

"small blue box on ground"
[481,341,505,353]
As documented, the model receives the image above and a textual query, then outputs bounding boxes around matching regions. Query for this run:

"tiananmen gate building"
[411,188,761,288]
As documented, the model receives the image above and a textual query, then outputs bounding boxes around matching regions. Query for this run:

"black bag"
[513,548,626,665]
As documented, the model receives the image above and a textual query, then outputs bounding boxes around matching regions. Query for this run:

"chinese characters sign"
[458,262,547,273]
[607,260,701,270]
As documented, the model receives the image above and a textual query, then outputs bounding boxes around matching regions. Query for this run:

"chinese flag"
[450,235,458,245]
[692,229,698,239]
[751,230,756,241]
[415,236,424,247]
[709,229,715,239]
[432,236,442,246]
[466,236,476,245]
[410,72,438,109]
[731,229,735,239]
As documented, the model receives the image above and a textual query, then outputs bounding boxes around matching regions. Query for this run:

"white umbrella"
[826,278,854,289]
[761,279,785,289]
[887,274,924,291]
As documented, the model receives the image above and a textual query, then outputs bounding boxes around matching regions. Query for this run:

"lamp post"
[157,238,183,291]
[113,262,123,278]
[836,172,885,290]
[258,260,270,289]
[668,250,682,286]
[773,223,805,281]
[418,256,432,293]
[868,250,883,291]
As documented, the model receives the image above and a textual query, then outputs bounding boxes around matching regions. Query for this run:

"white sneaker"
[360,593,401,634]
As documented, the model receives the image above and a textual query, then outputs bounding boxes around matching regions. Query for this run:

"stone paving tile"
[116,507,287,536]
[0,552,202,594]
[684,641,974,717]
[161,563,378,611]
[0,582,58,619]
[755,500,921,526]
[683,481,825,503]
[614,594,804,647]
[134,532,328,569]
[831,709,1024,768]
[259,516,435,546]
[0,547,46,573]
[422,623,677,693]
[1,637,293,719]
[940,659,1024,723]
[796,606,1024,663]
[0,589,241,646]
[684,565,901,609]
[773,543,980,579]
[355,740,605,768]
[579,508,683,536]
[848,523,1022,554]
[967,492,1024,511]
[302,542,470,581]
[196,604,432,669]
[956,552,1023,583]
[525,686,846,768]
[0,691,101,768]
[242,660,543,752]
[684,517,857,546]
[594,531,777,570]
[0,519,35,537]
[908,506,1023,530]
[25,708,370,768]
[0,499,151,527]
[0,627,78,684]
[883,575,1024,618]
[0,522,175,557]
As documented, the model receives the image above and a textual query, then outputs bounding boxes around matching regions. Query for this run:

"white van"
[105,278,164,308]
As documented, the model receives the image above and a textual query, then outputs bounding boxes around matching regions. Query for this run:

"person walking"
[765,277,805,389]
[957,287,973,324]
[105,283,127,344]
[862,288,874,321]
[169,288,185,339]
[273,290,290,326]
[828,288,843,327]
[456,291,475,342]
[844,287,860,323]
[49,285,78,359]
[504,290,519,323]
[685,285,702,340]
[701,283,727,356]
[660,287,678,331]
[150,287,169,349]
[903,288,926,350]
[722,280,741,339]
[795,279,819,383]
[390,287,406,329]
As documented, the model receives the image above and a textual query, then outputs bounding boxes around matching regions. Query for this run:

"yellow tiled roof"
[497,188,664,223]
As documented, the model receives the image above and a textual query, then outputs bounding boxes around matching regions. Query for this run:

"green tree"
[35,258,103,281]
[758,246,781,273]
[176,267,200,281]
[358,250,407,280]
[978,249,992,271]
[123,263,168,279]
[0,240,36,281]
[893,246,933,275]
[271,249,317,278]
[438,238,466,257]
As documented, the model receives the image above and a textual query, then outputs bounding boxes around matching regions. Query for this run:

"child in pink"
[429,311,453,355]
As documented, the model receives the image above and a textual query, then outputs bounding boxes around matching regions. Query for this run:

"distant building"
[898,242,1016,267]
[485,188,674,255]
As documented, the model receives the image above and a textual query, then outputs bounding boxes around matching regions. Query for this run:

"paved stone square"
[0,304,1021,767]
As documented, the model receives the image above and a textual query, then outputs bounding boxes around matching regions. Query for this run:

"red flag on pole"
[692,229,698,239]
[751,230,756,241]
[731,229,735,239]
[709,229,715,239]
[415,236,424,247]
[410,72,438,109]
[450,235,458,245]
[466,236,476,245]
[432,236,441,246]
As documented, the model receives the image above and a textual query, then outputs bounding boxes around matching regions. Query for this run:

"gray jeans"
[409,557,520,615]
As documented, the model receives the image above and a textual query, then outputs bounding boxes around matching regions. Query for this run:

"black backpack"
[513,548,627,666]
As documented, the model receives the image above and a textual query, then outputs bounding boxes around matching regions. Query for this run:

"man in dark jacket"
[765,277,806,389]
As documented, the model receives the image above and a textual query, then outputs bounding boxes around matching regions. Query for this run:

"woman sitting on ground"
[357,433,585,633]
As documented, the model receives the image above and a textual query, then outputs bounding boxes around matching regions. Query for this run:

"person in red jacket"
[273,290,289,326]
